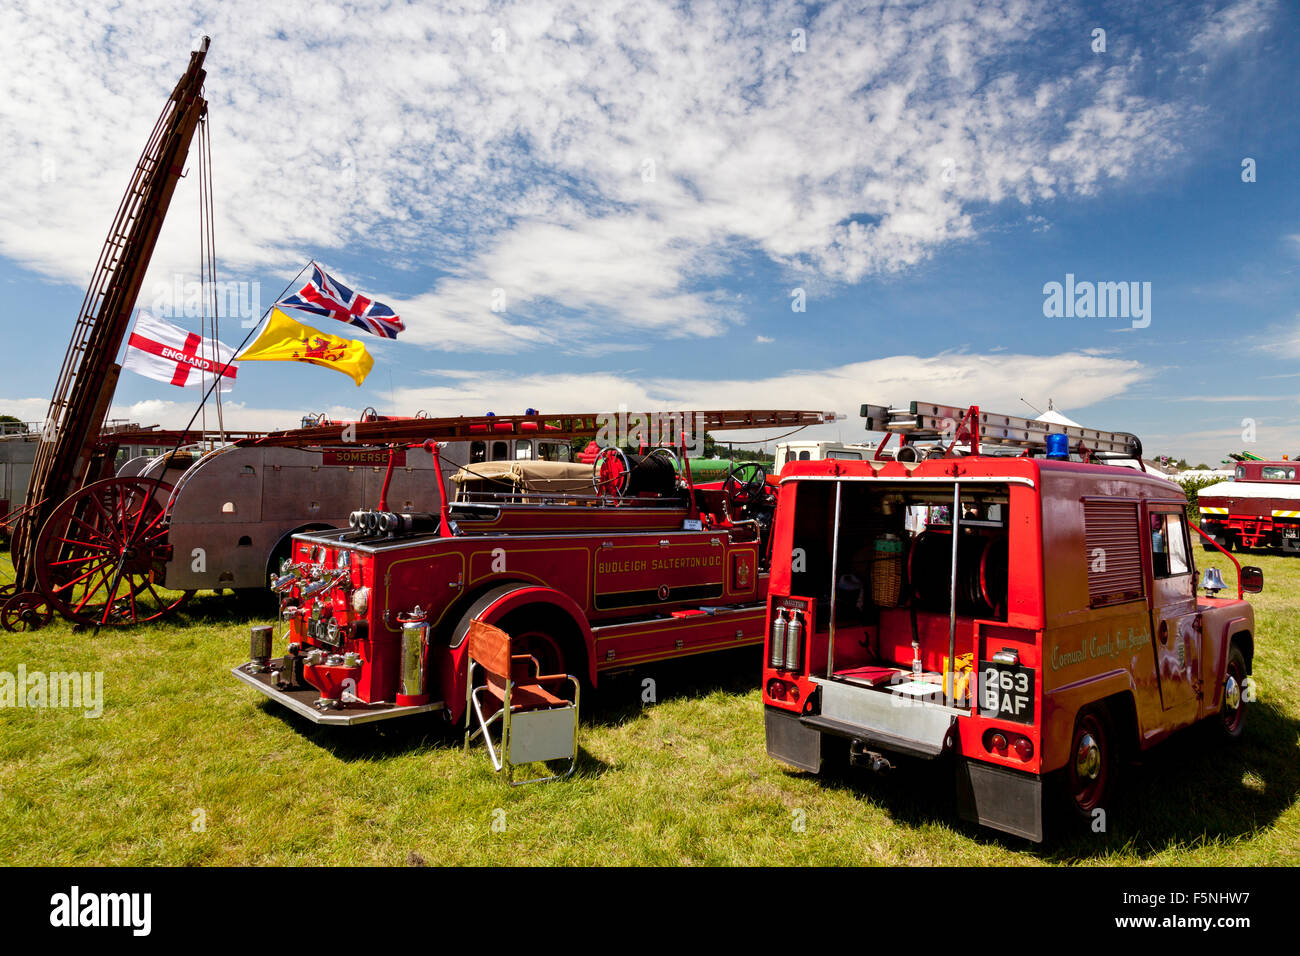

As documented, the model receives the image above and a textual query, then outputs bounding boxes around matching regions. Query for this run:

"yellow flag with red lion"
[237,308,374,386]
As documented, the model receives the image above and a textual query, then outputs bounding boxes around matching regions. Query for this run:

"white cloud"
[1188,0,1274,56]
[383,348,1148,443]
[5,347,1147,439]
[0,0,1238,353]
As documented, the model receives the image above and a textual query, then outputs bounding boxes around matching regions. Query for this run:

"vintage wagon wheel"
[1,591,52,632]
[33,477,194,627]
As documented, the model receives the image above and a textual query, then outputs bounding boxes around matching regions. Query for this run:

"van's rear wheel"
[1219,644,1248,740]
[1065,707,1115,821]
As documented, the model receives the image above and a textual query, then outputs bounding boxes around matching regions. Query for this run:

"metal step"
[811,675,957,757]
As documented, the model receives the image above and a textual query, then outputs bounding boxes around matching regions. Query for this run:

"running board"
[232,664,444,726]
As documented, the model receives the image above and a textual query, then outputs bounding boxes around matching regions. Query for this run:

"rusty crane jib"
[10,39,211,594]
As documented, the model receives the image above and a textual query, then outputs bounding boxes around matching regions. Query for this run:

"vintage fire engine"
[762,401,1263,841]
[233,409,833,726]
[1197,457,1300,553]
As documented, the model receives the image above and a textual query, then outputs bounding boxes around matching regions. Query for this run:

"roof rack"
[859,401,1143,462]
[238,409,837,448]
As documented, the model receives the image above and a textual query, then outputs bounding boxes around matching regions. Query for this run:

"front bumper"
[231,663,444,726]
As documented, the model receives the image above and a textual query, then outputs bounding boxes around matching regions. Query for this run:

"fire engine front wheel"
[1063,707,1116,822]
[1219,644,1248,740]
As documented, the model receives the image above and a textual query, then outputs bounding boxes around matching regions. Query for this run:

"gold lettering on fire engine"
[597,555,722,574]
[1050,625,1150,671]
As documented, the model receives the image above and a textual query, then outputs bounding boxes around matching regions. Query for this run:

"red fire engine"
[762,402,1264,841]
[233,408,833,726]
[1198,457,1300,553]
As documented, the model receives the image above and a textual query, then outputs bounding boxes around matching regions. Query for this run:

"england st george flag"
[123,311,238,392]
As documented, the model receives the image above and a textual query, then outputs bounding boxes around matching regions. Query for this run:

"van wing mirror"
[1240,565,1264,594]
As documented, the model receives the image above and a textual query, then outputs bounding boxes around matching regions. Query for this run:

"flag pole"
[93,259,313,635]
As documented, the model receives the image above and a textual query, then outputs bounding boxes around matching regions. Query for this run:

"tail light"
[766,678,801,702]
[984,730,1032,761]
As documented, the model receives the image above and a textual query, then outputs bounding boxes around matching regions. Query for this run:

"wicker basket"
[871,534,905,607]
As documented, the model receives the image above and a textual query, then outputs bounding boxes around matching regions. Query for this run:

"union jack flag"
[276,263,405,339]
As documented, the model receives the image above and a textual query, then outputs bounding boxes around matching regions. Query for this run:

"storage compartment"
[785,479,1013,699]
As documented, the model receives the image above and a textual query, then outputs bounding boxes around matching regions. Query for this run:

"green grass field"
[1,549,1297,866]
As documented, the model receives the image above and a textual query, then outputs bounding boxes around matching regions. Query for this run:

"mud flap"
[955,757,1044,842]
[765,706,823,772]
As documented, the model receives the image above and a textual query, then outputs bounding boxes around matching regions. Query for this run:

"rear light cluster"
[766,678,801,702]
[767,607,805,673]
[985,729,1034,761]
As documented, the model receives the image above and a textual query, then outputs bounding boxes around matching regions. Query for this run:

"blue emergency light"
[1046,433,1069,460]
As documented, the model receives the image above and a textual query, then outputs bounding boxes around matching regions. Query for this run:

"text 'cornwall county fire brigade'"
[233,409,834,727]
[762,401,1264,841]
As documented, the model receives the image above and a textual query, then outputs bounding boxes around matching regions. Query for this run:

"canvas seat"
[463,619,579,785]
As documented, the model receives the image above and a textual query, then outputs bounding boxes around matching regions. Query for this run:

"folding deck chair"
[463,619,580,785]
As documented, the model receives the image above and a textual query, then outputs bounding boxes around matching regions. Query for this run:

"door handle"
[1158,620,1168,645]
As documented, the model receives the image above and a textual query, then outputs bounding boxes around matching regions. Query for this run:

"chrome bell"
[1200,567,1227,595]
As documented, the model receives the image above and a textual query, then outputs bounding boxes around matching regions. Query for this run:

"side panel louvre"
[1083,499,1144,606]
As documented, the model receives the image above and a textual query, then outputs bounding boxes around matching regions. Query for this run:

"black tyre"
[1218,643,1249,740]
[1063,706,1117,824]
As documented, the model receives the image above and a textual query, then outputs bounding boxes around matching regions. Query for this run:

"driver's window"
[1149,512,1191,578]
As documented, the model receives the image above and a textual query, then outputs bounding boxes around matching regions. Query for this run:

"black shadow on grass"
[580,645,765,727]
[252,698,614,777]
[1040,700,1300,860]
[784,699,1300,859]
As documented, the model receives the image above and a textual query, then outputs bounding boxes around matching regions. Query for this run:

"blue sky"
[1,0,1296,463]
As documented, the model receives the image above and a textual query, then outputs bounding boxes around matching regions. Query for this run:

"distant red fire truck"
[233,409,832,726]
[762,401,1263,841]
[1198,457,1300,554]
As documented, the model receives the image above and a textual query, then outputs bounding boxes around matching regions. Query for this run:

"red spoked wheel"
[1065,708,1114,819]
[1,591,52,632]
[592,447,630,497]
[34,477,194,627]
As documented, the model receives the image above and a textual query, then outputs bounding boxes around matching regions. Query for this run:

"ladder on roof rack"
[859,401,1143,460]
[237,409,839,448]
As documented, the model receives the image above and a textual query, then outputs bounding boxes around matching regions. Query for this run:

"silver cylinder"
[769,609,787,670]
[249,624,273,670]
[398,610,429,700]
[783,610,803,672]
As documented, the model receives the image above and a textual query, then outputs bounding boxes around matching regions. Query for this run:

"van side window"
[1083,499,1144,606]
[1150,512,1191,578]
